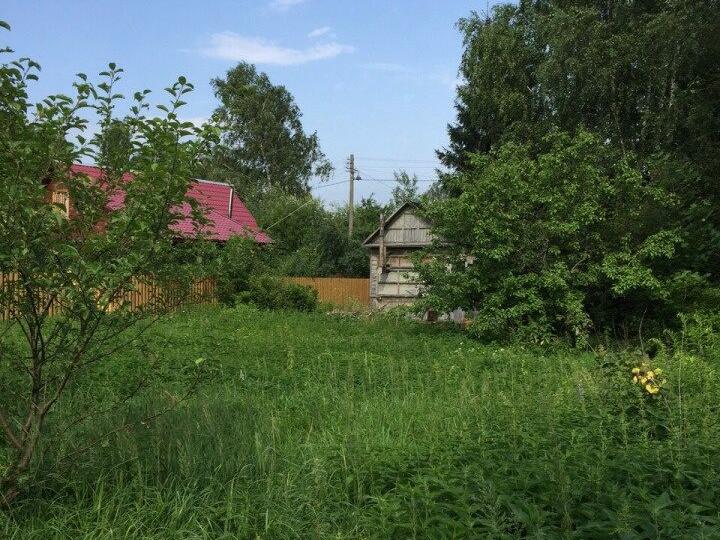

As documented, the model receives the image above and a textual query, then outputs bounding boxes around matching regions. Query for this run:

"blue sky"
[4,0,497,205]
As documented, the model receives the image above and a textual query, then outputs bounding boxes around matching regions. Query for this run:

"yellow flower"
[632,376,638,383]
[645,384,660,394]
[655,368,663,376]
[640,377,648,385]
[632,367,640,375]
[647,370,655,379]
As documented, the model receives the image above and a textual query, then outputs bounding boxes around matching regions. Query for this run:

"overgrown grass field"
[2,305,720,538]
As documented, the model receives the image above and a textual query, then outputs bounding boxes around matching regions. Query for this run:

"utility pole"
[348,153,355,238]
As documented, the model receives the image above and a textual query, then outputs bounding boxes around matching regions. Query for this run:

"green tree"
[251,190,381,278]
[332,196,384,276]
[438,1,720,275]
[422,130,685,343]
[438,5,541,173]
[0,23,211,504]
[389,170,419,210]
[199,62,332,202]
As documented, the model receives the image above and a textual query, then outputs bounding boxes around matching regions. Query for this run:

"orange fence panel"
[286,277,369,306]
[0,273,216,321]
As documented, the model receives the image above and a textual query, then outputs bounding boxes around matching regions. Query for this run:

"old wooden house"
[362,202,433,309]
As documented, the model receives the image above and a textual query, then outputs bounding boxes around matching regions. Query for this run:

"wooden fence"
[1,273,216,321]
[286,277,370,306]
[1,273,368,318]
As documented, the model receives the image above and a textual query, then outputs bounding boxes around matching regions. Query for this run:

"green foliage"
[439,4,541,171]
[236,275,318,312]
[197,62,332,201]
[421,130,687,343]
[674,310,720,361]
[214,236,262,306]
[254,190,382,278]
[1,306,719,537]
[430,1,720,340]
[388,169,420,210]
[0,23,213,503]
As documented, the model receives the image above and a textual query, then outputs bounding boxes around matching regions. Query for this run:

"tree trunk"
[1,410,44,507]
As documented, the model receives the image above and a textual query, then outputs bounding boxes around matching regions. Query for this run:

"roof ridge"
[192,178,233,188]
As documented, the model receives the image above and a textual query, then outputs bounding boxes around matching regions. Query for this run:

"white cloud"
[270,0,306,11]
[307,26,332,39]
[200,32,354,66]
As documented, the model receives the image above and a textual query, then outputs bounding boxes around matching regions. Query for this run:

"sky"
[4,0,498,205]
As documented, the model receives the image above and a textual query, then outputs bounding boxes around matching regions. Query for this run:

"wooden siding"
[383,210,432,245]
[364,204,435,309]
[369,248,426,309]
[286,277,370,306]
[0,273,216,320]
[365,205,433,247]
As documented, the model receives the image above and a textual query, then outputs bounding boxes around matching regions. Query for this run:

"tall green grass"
[2,305,720,538]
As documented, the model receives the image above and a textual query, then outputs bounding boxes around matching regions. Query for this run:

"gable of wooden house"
[362,202,435,309]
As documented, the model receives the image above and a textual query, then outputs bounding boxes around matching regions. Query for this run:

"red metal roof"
[69,164,271,243]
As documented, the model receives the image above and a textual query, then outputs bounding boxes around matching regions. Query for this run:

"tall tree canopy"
[440,0,720,173]
[198,63,332,202]
[426,0,720,340]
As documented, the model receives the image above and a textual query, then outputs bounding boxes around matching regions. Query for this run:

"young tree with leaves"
[0,22,213,504]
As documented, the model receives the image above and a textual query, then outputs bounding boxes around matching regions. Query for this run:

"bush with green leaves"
[250,188,382,278]
[429,1,720,343]
[420,129,693,344]
[236,275,318,312]
[213,236,263,306]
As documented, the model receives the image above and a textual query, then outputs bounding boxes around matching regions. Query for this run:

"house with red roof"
[49,164,271,244]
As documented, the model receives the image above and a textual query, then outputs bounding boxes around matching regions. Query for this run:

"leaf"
[0,20,10,31]
[650,491,672,514]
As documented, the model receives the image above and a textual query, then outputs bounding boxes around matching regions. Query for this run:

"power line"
[263,198,316,231]
[363,178,436,183]
[263,180,349,231]
[354,167,394,186]
[355,168,436,184]
[356,156,442,164]
[357,165,443,169]
[309,179,350,190]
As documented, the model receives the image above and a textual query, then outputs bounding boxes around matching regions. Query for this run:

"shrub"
[215,236,260,305]
[419,130,694,344]
[0,27,215,503]
[236,275,318,312]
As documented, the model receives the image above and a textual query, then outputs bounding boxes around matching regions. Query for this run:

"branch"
[0,408,20,450]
